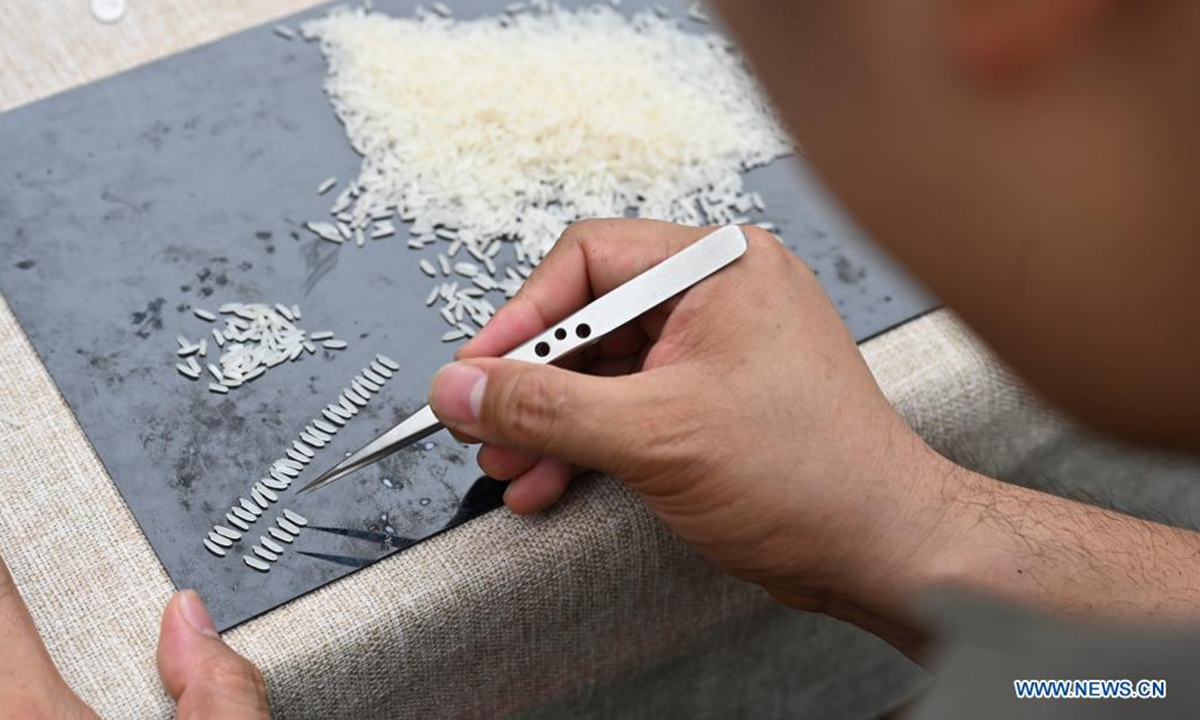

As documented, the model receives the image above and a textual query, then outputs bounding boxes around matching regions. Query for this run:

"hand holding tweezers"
[299,224,749,495]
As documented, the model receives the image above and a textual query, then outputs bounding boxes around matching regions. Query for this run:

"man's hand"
[431,218,1200,658]
[0,554,269,718]
[157,590,271,719]
[429,219,947,648]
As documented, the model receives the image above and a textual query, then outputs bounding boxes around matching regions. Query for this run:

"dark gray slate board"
[0,0,936,630]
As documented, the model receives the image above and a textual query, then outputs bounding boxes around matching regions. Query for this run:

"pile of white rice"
[300,2,790,333]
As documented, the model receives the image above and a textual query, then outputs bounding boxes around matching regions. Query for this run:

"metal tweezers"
[299,224,749,495]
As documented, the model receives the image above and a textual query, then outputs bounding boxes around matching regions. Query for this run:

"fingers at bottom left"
[157,590,270,720]
[0,556,98,718]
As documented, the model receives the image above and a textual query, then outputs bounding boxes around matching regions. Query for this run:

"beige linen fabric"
[0,3,1063,717]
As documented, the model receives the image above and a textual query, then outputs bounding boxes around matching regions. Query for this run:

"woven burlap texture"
[0,2,1065,717]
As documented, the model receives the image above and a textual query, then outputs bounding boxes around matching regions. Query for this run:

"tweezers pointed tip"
[295,478,323,495]
[296,464,343,495]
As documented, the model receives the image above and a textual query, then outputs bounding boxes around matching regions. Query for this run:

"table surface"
[0,2,1060,717]
[0,0,935,632]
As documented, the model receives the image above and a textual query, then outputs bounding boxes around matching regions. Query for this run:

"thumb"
[430,358,654,474]
[157,590,270,720]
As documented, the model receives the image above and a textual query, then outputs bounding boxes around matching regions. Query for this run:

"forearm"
[832,446,1200,658]
[923,460,1200,621]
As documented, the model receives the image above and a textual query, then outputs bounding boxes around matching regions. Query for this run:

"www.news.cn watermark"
[1014,679,1167,700]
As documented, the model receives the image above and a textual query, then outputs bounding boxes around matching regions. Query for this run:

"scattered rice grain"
[244,556,271,572]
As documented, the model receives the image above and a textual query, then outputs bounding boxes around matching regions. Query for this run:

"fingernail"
[178,589,219,638]
[431,362,486,425]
